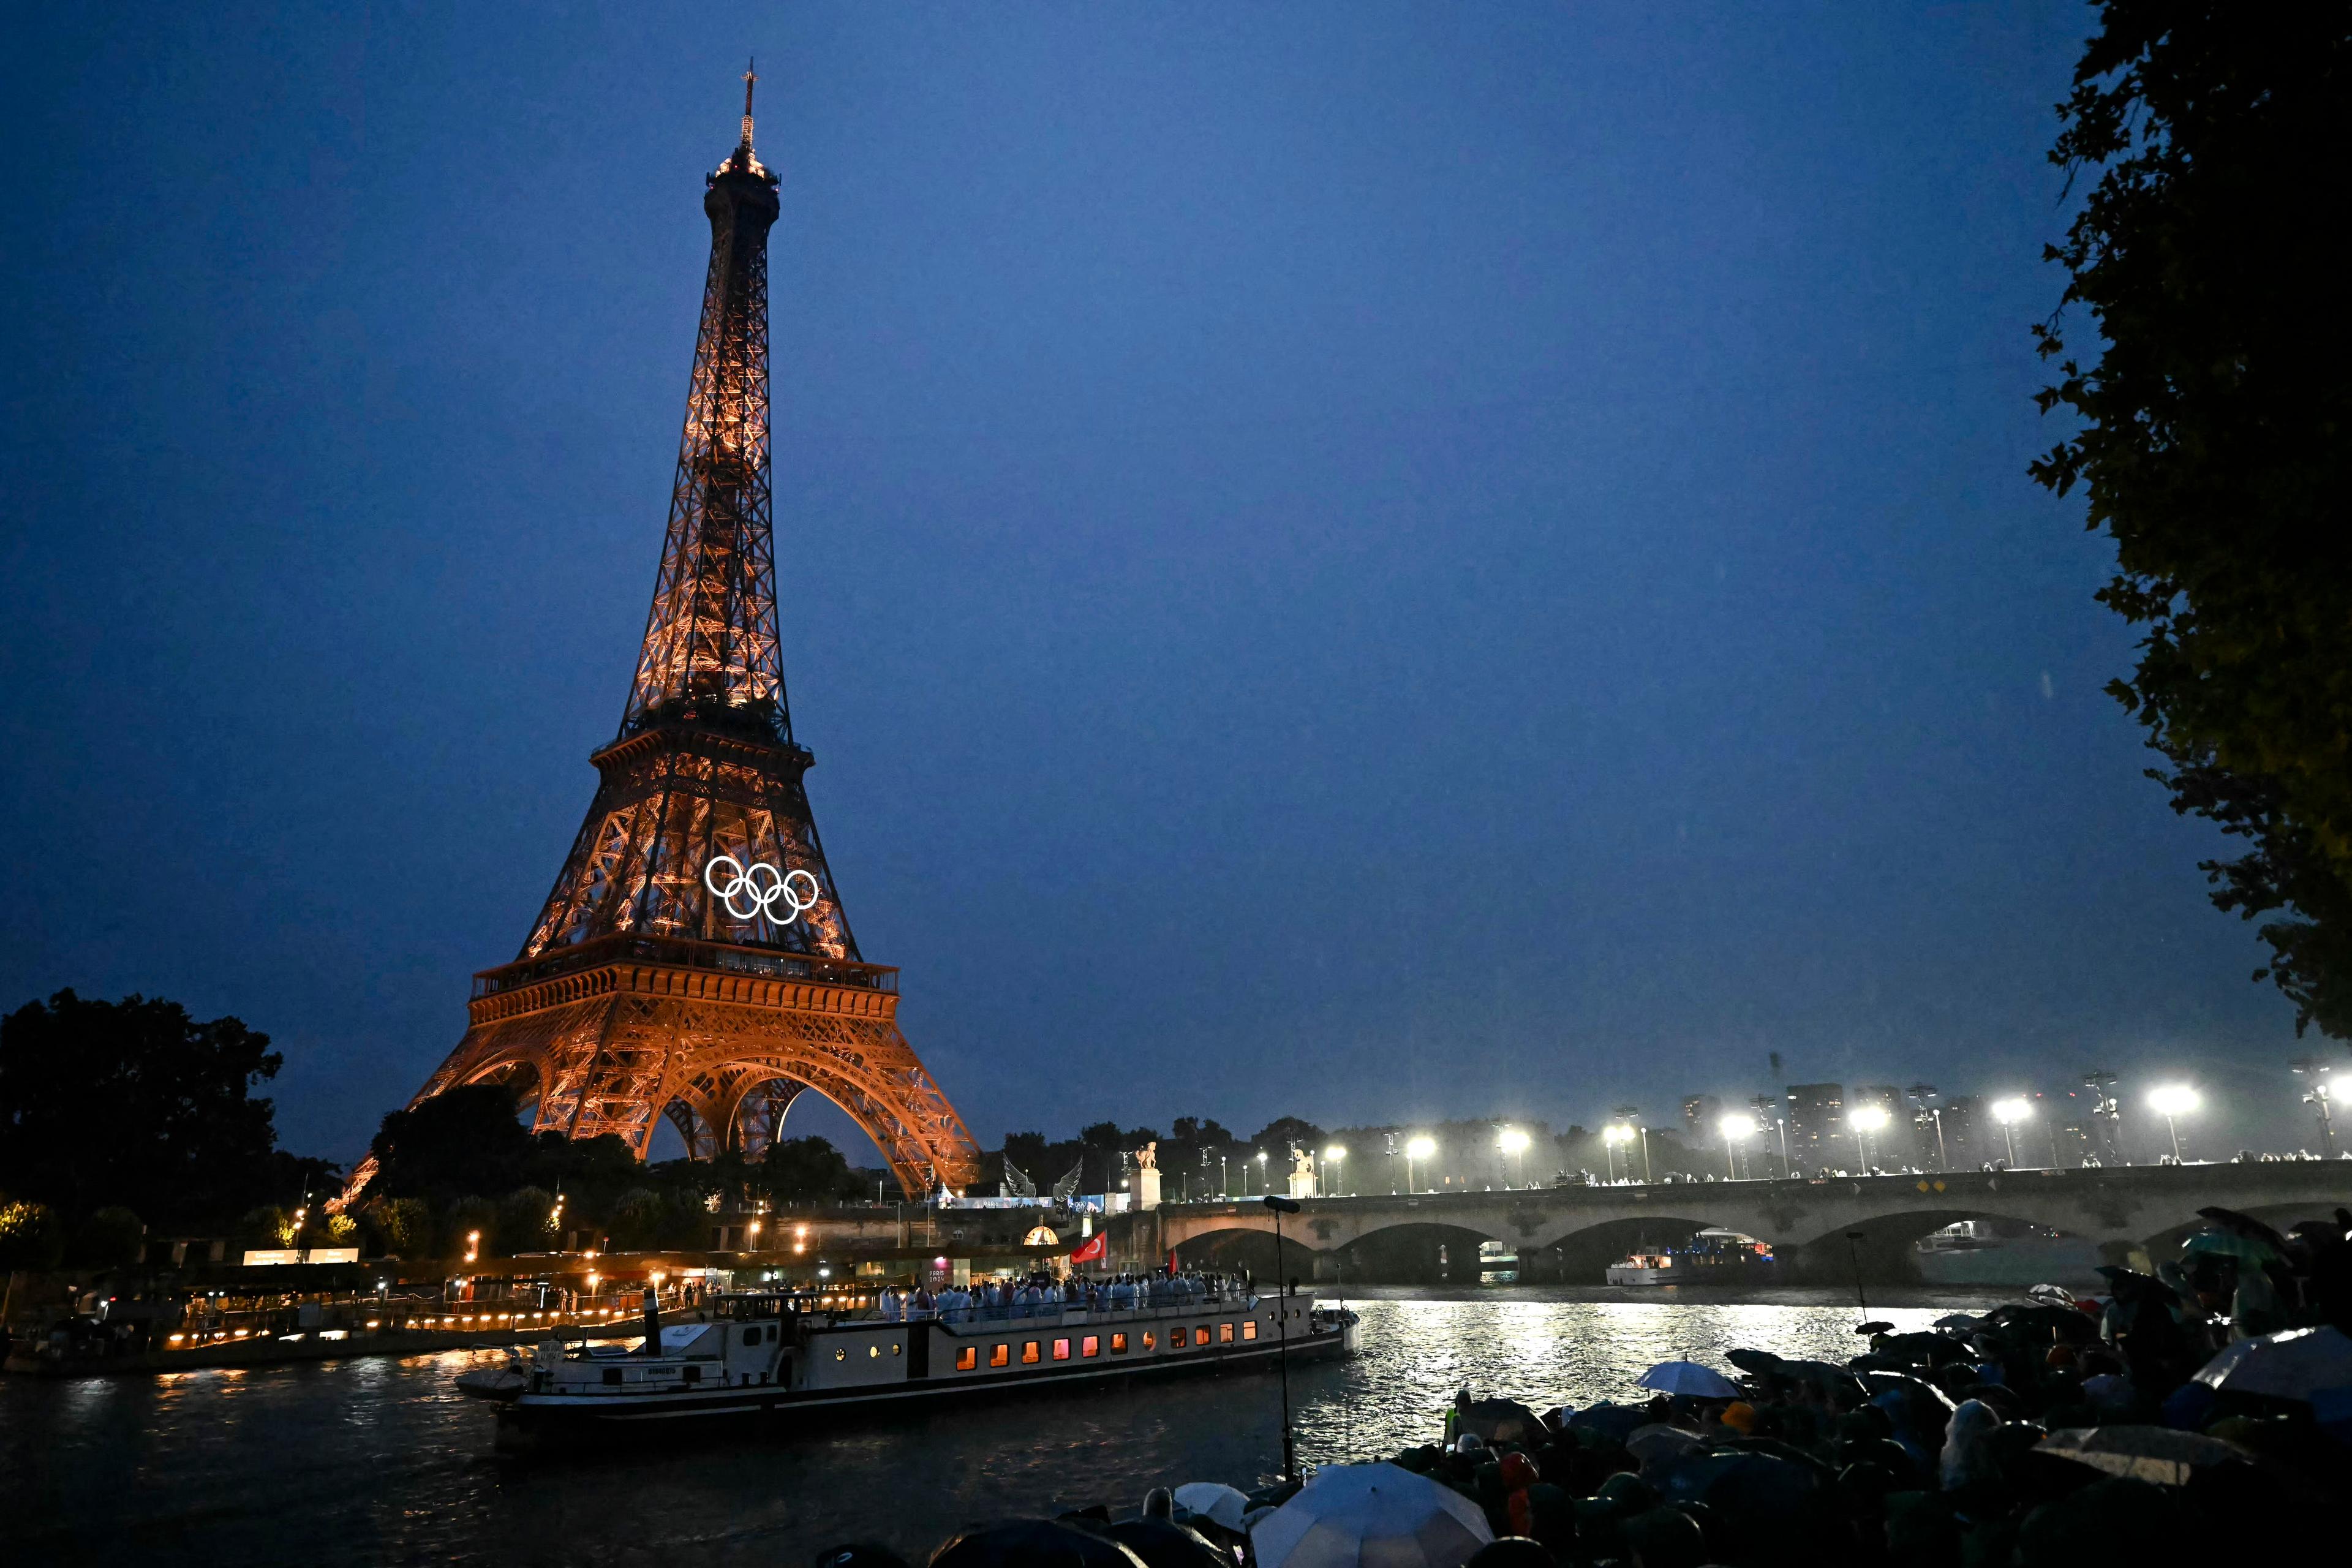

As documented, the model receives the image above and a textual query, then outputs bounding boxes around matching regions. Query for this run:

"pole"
[1844,1231,1868,1321]
[2001,1123,2016,1168]
[1640,1127,1653,1183]
[2165,1114,2182,1163]
[1265,1196,1300,1484]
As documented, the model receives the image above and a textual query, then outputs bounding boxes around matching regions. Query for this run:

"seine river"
[8,1286,2008,1566]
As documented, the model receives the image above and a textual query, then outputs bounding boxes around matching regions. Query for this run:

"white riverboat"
[458,1285,1359,1446]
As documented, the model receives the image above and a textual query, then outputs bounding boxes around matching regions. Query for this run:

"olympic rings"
[702,855,822,925]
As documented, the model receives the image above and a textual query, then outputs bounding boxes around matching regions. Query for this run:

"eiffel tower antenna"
[336,83,979,1209]
[741,56,757,152]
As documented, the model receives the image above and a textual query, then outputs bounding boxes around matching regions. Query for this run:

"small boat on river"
[458,1283,1359,1446]
[1604,1229,1779,1286]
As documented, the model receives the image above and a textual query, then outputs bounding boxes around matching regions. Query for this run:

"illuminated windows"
[1053,1338,1071,1361]
[1242,1321,1257,1341]
[1021,1342,1041,1365]
[956,1346,978,1371]
[1143,1332,1156,1350]
[1219,1322,1234,1343]
[1082,1336,1099,1358]
[1110,1333,1128,1354]
[990,1344,1009,1368]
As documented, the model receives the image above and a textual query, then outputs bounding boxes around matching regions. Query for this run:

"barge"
[459,1284,1357,1446]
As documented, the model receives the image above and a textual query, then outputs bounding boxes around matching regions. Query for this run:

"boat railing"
[867,1293,1263,1330]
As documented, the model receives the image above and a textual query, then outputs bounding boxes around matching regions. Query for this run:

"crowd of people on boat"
[875,1267,1254,1324]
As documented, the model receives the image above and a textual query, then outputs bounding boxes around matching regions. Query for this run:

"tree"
[368,1084,533,1205]
[2033,3,2352,1036]
[0,991,295,1226]
[758,1136,864,1203]
[1249,1117,1326,1155]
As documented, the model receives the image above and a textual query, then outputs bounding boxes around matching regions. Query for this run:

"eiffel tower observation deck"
[342,70,982,1205]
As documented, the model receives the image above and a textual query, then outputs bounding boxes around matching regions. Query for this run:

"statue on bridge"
[1133,1140,1161,1212]
[1289,1144,1319,1200]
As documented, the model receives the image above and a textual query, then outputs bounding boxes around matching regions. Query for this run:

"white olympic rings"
[702,856,822,925]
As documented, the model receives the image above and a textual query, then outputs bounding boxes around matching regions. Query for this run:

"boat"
[459,1283,1359,1446]
[1604,1230,1778,1286]
[1913,1220,2101,1287]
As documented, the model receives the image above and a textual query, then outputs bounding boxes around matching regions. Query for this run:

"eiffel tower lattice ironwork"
[342,70,981,1205]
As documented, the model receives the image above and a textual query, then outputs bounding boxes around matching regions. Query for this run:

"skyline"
[2,4,2327,1169]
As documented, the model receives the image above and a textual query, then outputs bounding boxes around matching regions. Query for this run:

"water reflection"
[4,1287,1997,1565]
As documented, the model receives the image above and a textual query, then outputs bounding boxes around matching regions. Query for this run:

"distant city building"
[1941,1095,1984,1169]
[1785,1083,1845,1167]
[1681,1095,1722,1141]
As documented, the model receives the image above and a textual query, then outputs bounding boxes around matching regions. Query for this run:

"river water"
[9,1285,2010,1567]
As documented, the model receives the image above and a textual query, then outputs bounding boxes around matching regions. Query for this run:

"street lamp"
[1849,1105,1890,1173]
[1991,1098,2032,1168]
[2147,1084,2199,1163]
[2293,1058,2338,1158]
[1256,1150,1269,1196]
[1322,1145,1348,1196]
[1602,1123,1632,1183]
[1497,1127,1531,1188]
[1406,1136,1436,1194]
[1615,1106,1654,1183]
[1718,1113,1755,1180]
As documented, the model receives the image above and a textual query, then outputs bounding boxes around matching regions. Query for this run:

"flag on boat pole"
[1069,1232,1107,1265]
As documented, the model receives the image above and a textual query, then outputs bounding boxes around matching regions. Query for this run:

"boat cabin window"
[1142,1332,1155,1351]
[1052,1338,1070,1361]
[1219,1323,1234,1343]
[1242,1321,1257,1341]
[956,1346,978,1371]
[1110,1333,1128,1354]
[742,1327,762,1346]
[1020,1342,1040,1365]
[990,1344,1009,1368]
[1082,1336,1099,1358]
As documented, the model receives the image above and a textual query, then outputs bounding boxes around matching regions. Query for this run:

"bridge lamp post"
[1323,1145,1348,1196]
[2147,1084,2199,1163]
[1990,1098,2032,1168]
[1602,1123,1631,1183]
[1497,1127,1531,1188]
[1849,1105,1890,1174]
[1256,1149,1269,1195]
[1406,1136,1436,1194]
[2293,1058,2337,1158]
[1718,1113,1755,1180]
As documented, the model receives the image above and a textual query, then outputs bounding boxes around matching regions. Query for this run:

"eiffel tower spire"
[338,83,981,1202]
[625,66,783,739]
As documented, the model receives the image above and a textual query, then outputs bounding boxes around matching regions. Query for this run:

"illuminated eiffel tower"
[344,69,981,1203]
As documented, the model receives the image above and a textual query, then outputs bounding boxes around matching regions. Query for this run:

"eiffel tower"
[344,69,981,1204]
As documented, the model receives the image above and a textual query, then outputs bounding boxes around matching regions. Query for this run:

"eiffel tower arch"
[342,72,981,1205]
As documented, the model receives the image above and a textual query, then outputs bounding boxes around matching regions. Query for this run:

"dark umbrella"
[1854,1321,1896,1335]
[929,1521,1145,1568]
[2037,1426,2256,1487]
[1097,1519,1227,1568]
[1656,1450,1827,1534]
[1457,1396,1548,1445]
[2196,1206,2294,1256]
[1980,1303,2099,1343]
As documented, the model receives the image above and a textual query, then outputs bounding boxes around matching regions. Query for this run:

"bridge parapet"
[1134,1162,2352,1281]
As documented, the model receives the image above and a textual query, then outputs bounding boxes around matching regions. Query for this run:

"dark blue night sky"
[2,4,2313,1165]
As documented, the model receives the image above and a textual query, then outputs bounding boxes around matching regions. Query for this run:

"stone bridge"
[1110,1163,2352,1284]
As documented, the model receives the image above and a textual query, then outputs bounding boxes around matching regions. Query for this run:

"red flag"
[1069,1232,1107,1265]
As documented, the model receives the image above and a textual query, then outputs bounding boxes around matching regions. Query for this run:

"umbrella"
[930,1520,1145,1568]
[2038,1426,2255,1487]
[2197,1205,2294,1254]
[1170,1483,1251,1533]
[2193,1324,2352,1401]
[1636,1360,1741,1398]
[1625,1423,1705,1466]
[1853,1321,1896,1335]
[1932,1313,1983,1330]
[1656,1449,1826,1532]
[1725,1349,1864,1401]
[1455,1395,1547,1444]
[1250,1463,1493,1568]
[2182,1229,2283,1266]
[1099,1519,1228,1568]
